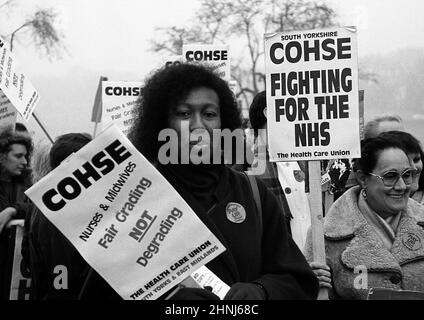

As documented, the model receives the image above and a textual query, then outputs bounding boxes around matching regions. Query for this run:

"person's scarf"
[358,191,402,250]
[158,164,224,214]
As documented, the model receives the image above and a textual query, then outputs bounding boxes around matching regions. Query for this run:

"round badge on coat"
[226,202,246,224]
[402,233,422,251]
[293,169,305,182]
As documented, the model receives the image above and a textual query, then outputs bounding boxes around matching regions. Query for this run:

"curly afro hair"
[129,63,241,161]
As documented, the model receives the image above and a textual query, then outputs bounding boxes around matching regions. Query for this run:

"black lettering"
[337,38,351,59]
[320,122,330,146]
[285,41,302,63]
[185,51,194,61]
[322,39,336,60]
[270,73,281,96]
[92,151,115,175]
[308,123,320,146]
[339,95,349,118]
[270,43,284,64]
[105,140,131,164]
[275,99,285,122]
[73,162,102,189]
[295,123,307,147]
[304,40,320,62]
[105,87,114,95]
[42,189,66,211]
[285,98,297,122]
[57,177,82,200]
[341,68,352,92]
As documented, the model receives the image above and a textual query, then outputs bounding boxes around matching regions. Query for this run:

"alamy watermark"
[157,122,267,175]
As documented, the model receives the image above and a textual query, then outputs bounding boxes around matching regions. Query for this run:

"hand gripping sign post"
[101,81,143,136]
[25,125,226,300]
[264,27,360,299]
[183,44,231,81]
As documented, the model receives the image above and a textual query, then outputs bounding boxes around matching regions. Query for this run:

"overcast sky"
[2,0,424,140]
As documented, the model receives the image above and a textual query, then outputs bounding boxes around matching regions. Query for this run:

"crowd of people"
[1,62,423,300]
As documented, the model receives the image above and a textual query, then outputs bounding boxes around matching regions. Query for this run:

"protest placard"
[0,92,17,129]
[25,125,226,300]
[264,27,360,161]
[101,81,142,136]
[0,36,39,122]
[161,55,183,69]
[183,44,230,81]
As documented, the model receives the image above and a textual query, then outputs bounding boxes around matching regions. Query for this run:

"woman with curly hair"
[0,128,33,299]
[123,63,318,300]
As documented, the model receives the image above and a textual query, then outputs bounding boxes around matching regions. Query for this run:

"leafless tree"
[0,0,65,58]
[150,0,337,109]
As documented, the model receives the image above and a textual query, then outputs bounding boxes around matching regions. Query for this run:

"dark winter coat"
[0,173,32,299]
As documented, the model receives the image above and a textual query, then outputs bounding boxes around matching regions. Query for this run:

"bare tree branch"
[150,0,338,114]
[0,0,14,11]
[2,6,65,58]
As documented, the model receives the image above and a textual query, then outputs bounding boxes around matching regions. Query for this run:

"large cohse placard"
[264,27,360,162]
[26,125,225,300]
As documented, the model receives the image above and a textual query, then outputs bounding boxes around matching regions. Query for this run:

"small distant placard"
[101,81,143,136]
[0,36,39,121]
[183,44,230,81]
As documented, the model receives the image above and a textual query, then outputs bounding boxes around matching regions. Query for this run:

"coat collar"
[325,186,424,273]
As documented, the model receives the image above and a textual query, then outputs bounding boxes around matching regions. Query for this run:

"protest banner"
[0,36,39,122]
[264,27,360,162]
[101,81,142,136]
[8,220,31,300]
[183,44,230,81]
[25,125,226,300]
[0,92,17,130]
[265,27,360,299]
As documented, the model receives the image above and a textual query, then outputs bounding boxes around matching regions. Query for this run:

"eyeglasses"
[368,169,419,187]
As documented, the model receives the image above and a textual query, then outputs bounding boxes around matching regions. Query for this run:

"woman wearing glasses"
[305,135,424,299]
[378,131,424,205]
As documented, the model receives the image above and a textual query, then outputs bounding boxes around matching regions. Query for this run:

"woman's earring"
[361,187,367,199]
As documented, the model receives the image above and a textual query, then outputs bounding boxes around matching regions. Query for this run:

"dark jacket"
[0,172,32,299]
[189,167,317,299]
[81,166,318,300]
[28,206,90,300]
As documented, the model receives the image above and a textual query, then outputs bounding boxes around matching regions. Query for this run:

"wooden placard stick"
[308,160,329,300]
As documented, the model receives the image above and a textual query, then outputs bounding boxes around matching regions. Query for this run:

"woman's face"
[168,87,221,160]
[1,143,28,177]
[408,152,423,194]
[365,148,412,218]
